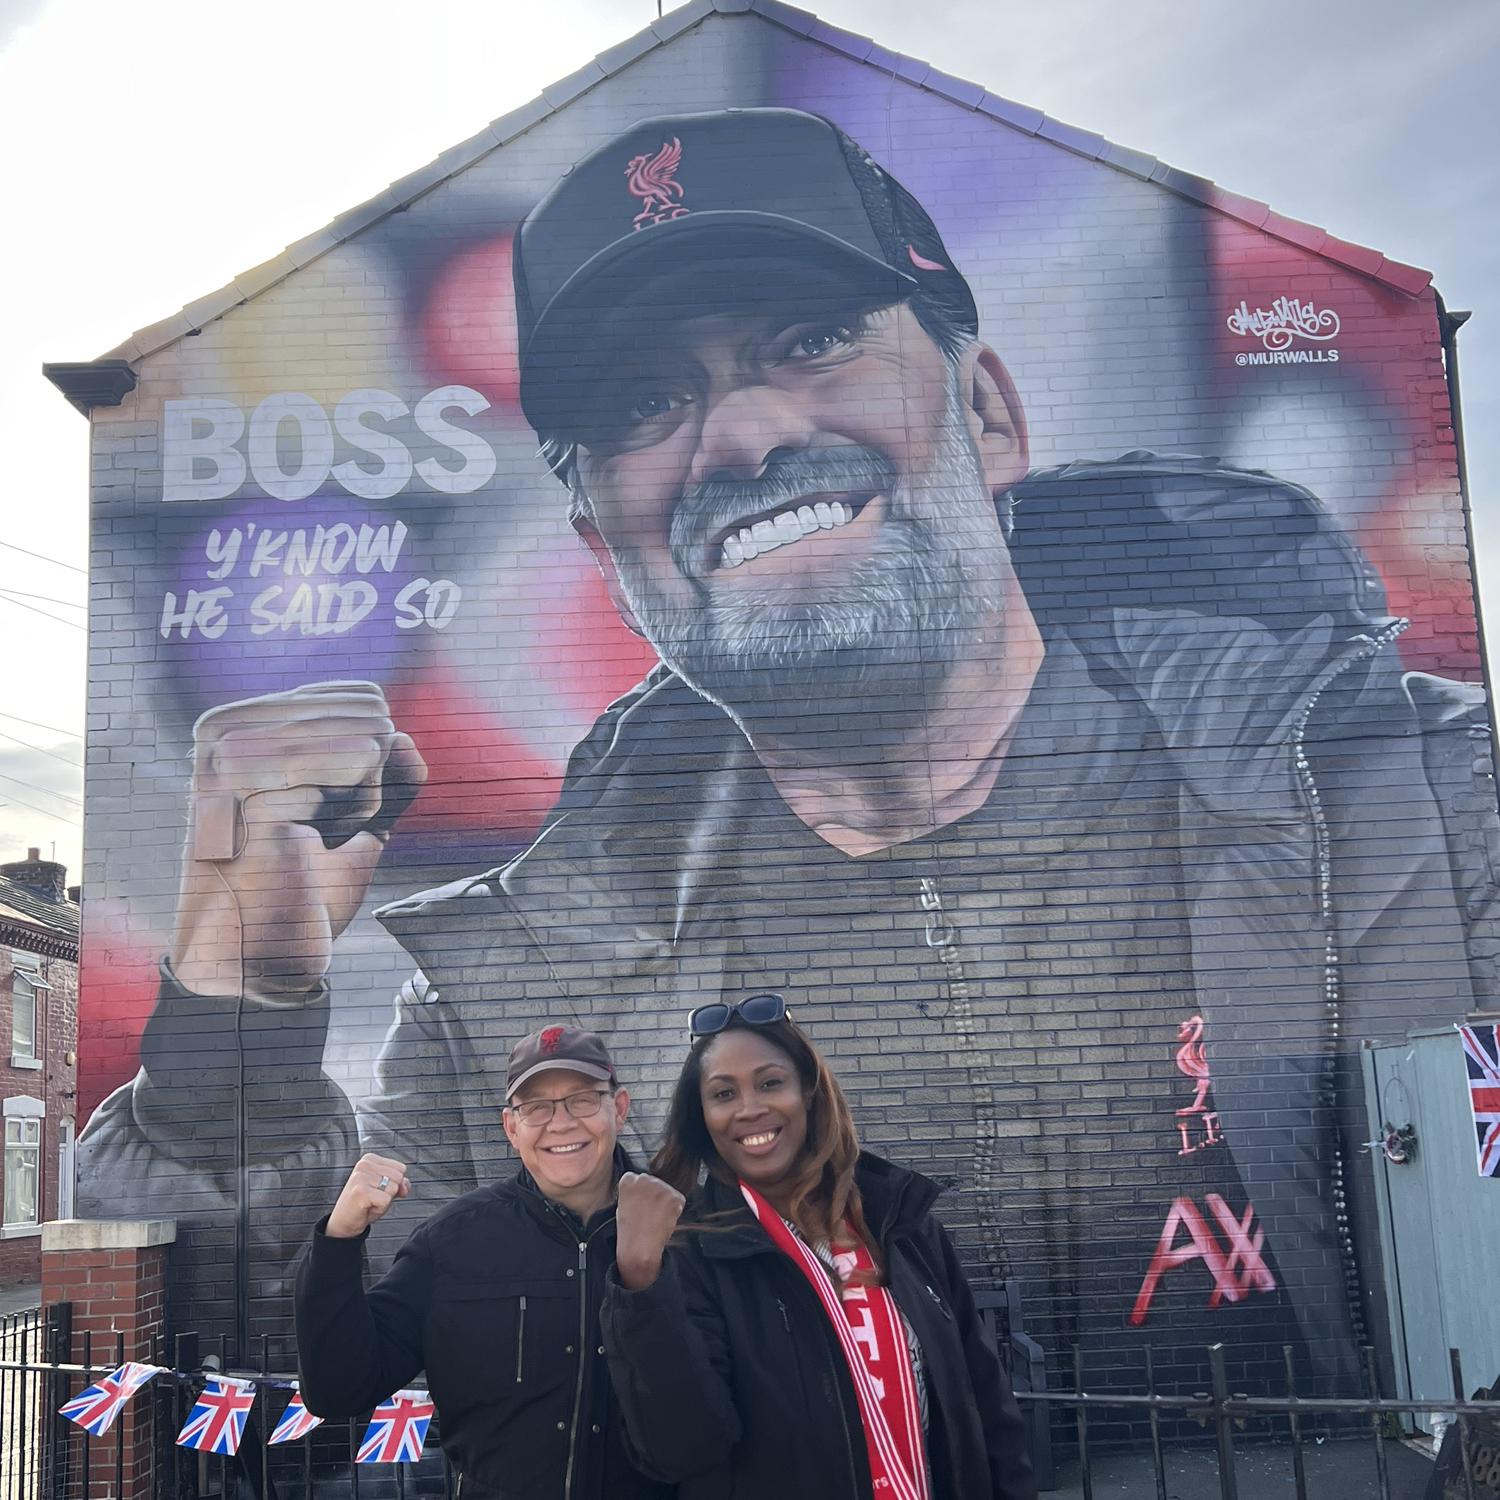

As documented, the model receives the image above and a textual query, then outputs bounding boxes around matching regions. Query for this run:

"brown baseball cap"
[506,1024,616,1101]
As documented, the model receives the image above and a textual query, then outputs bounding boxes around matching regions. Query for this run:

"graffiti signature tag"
[1226,296,1341,351]
[1130,1194,1276,1325]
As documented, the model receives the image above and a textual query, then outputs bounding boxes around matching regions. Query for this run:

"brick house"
[0,848,79,1287]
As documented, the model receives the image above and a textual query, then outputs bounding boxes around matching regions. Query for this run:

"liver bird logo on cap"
[540,1025,565,1054]
[627,138,687,230]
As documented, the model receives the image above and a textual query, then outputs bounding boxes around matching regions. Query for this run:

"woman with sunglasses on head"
[604,994,1036,1500]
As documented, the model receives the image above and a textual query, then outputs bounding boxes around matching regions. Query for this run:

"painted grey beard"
[594,393,1006,721]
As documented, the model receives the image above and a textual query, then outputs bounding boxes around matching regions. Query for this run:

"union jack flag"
[268,1389,323,1445]
[175,1377,256,1456]
[1460,1023,1500,1178]
[58,1362,162,1436]
[356,1391,434,1464]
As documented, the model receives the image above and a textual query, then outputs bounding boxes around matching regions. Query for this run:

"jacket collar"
[691,1152,939,1262]
[513,1144,637,1239]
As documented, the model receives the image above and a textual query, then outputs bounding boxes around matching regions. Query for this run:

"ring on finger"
[377,1174,392,1192]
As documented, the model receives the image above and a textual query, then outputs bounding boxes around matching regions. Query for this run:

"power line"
[0,588,85,609]
[0,593,85,630]
[0,538,86,574]
[0,729,83,768]
[0,710,83,740]
[0,790,81,825]
[0,769,82,807]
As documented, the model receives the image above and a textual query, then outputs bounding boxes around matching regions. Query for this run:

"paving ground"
[1,1296,45,1500]
[1044,1438,1436,1499]
[0,1284,39,1317]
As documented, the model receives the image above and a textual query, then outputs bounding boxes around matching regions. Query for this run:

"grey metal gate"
[1365,1025,1500,1430]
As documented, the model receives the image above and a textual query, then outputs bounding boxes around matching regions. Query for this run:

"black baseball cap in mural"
[514,108,975,431]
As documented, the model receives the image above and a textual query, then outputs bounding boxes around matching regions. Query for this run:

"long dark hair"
[651,1017,882,1280]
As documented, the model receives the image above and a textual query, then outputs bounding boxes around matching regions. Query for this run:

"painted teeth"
[740,1131,778,1147]
[719,501,854,568]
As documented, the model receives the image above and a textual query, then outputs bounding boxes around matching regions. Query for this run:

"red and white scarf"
[740,1181,929,1500]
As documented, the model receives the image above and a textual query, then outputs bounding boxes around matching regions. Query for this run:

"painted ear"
[963,344,1030,497]
[571,512,647,637]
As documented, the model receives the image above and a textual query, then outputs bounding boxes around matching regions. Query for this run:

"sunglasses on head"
[687,993,791,1042]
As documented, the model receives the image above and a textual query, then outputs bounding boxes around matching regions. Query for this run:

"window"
[10,950,46,1066]
[3,1097,44,1229]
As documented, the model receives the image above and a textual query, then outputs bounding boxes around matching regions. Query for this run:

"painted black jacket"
[82,454,1500,1383]
[294,1157,671,1500]
[601,1153,1037,1500]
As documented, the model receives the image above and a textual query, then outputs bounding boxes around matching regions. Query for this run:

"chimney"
[1,848,68,902]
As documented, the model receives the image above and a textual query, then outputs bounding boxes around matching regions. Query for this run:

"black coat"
[601,1153,1036,1500]
[294,1157,670,1500]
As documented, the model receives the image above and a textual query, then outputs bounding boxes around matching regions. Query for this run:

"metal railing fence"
[3,1317,1498,1500]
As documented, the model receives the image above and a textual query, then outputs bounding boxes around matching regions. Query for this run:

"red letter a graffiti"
[1129,1195,1276,1326]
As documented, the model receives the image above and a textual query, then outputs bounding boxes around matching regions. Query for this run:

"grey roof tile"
[487,97,553,146]
[651,0,710,40]
[977,92,1045,135]
[0,874,79,941]
[924,68,985,109]
[1149,163,1218,200]
[541,60,607,111]
[594,29,659,74]
[1037,116,1107,158]
[181,289,241,332]
[807,18,874,58]
[1096,141,1159,180]
[750,0,818,33]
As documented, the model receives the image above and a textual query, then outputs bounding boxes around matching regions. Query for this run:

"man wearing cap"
[294,1024,672,1500]
[95,109,1496,1383]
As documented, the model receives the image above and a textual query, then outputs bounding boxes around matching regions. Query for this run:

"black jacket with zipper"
[602,1152,1036,1500]
[294,1153,670,1500]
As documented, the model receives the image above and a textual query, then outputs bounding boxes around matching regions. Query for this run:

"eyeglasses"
[687,993,791,1041]
[507,1088,612,1127]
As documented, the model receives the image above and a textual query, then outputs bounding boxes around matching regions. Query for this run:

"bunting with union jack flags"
[268,1388,323,1445]
[58,1362,163,1436]
[1460,1023,1500,1178]
[175,1376,256,1457]
[356,1391,434,1464]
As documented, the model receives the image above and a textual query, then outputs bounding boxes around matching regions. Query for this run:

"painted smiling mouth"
[737,1128,782,1148]
[543,1142,588,1154]
[711,496,874,571]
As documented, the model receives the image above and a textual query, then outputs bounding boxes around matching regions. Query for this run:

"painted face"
[568,265,1023,718]
[502,1067,628,1208]
[698,1028,810,1197]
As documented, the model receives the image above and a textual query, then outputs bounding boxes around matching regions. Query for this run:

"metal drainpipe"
[1436,295,1488,677]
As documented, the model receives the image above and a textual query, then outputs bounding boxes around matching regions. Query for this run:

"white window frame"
[10,949,46,1069]
[3,1095,45,1235]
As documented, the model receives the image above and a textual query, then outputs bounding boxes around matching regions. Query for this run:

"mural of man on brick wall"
[78,109,1498,1387]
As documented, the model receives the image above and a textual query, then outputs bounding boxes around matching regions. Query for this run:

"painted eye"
[629,391,689,423]
[775,313,871,363]
[789,326,854,359]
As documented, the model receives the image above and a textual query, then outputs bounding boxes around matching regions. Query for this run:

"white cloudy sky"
[1,0,1497,881]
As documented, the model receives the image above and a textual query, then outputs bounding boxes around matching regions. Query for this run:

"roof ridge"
[71,0,1431,377]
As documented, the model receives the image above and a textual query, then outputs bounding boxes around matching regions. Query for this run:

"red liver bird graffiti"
[1174,1014,1211,1115]
[626,138,686,230]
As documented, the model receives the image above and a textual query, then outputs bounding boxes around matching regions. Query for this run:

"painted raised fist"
[170,681,426,1000]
